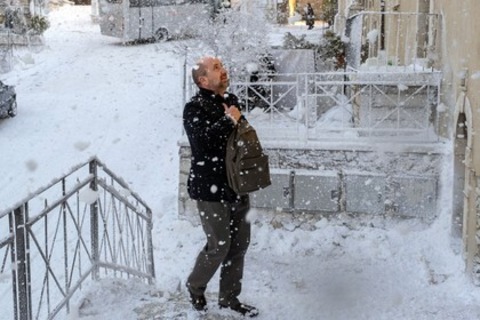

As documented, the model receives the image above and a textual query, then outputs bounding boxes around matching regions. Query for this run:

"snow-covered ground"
[1,5,480,320]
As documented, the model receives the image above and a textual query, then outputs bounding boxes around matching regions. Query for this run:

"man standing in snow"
[183,56,258,318]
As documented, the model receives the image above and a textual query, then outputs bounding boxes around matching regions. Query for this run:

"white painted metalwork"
[216,71,442,143]
[0,157,154,320]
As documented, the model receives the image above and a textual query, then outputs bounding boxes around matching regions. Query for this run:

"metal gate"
[223,71,442,143]
[0,157,155,320]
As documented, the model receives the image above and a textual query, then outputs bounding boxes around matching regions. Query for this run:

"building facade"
[335,0,480,282]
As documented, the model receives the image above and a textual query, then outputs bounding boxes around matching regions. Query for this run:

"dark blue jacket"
[183,88,242,202]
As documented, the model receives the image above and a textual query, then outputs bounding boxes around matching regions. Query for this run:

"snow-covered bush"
[202,8,272,78]
[282,32,316,50]
[319,0,337,27]
[316,30,345,70]
[29,15,50,35]
[5,7,27,34]
[175,7,273,83]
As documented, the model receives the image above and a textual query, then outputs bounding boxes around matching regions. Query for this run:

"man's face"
[201,57,229,94]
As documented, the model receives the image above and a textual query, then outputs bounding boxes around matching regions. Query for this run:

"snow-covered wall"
[178,143,444,222]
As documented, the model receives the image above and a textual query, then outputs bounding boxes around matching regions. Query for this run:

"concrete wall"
[433,0,480,168]
[179,142,443,222]
[375,1,480,167]
[432,0,480,281]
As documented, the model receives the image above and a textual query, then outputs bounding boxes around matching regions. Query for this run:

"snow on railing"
[185,70,442,143]
[232,71,441,143]
[0,157,155,320]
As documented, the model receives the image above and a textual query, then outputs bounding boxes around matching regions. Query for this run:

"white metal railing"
[345,11,441,71]
[0,157,155,320]
[186,70,442,143]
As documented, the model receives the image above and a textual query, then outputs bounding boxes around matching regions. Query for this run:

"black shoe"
[187,286,207,311]
[219,303,259,318]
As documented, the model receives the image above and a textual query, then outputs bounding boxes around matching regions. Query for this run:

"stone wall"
[178,141,444,222]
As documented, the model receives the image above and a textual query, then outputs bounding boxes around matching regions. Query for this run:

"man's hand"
[224,104,241,122]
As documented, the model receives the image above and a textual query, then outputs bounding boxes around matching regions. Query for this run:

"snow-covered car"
[0,80,17,118]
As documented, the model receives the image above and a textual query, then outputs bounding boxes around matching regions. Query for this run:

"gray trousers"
[187,196,251,306]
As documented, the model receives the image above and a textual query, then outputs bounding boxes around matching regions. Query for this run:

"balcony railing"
[0,157,155,320]
[186,70,442,144]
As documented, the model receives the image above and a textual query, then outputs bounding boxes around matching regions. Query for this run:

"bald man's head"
[191,56,229,95]
[192,56,211,86]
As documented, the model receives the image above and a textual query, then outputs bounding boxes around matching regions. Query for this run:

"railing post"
[89,158,99,280]
[62,178,70,313]
[9,211,18,320]
[12,205,31,320]
[299,74,308,142]
[146,208,156,284]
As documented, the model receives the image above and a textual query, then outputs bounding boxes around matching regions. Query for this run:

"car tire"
[154,28,168,42]
[8,100,17,117]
